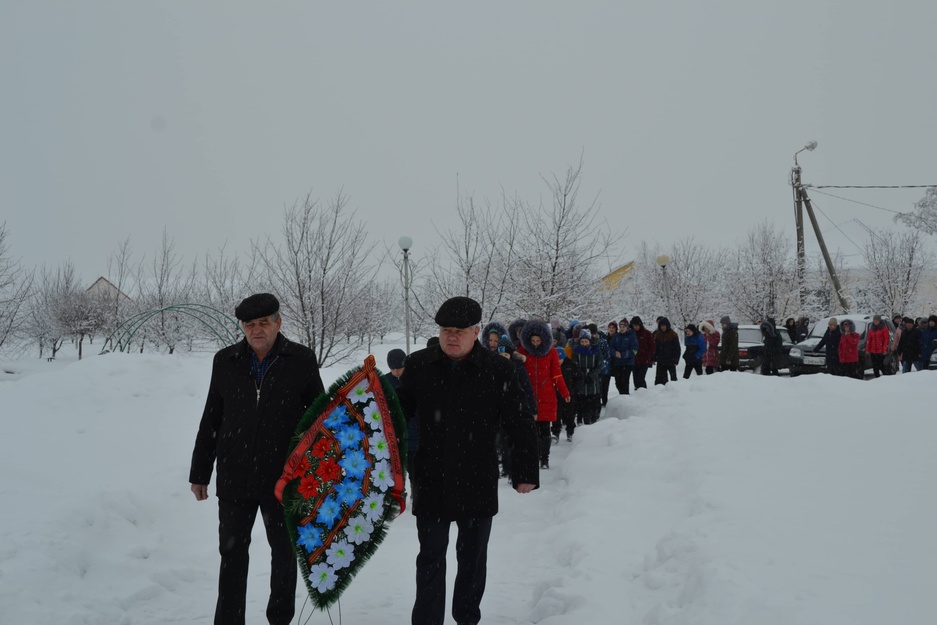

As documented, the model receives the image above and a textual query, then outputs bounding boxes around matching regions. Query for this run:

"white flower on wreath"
[308,562,338,593]
[360,493,385,522]
[344,514,375,545]
[368,432,390,461]
[349,381,374,405]
[362,402,383,431]
[371,459,395,492]
[325,539,356,570]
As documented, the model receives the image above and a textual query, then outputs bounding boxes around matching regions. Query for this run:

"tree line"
[1,167,934,365]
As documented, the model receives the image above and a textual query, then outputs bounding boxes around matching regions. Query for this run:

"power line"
[808,197,865,254]
[808,188,904,215]
[809,184,937,189]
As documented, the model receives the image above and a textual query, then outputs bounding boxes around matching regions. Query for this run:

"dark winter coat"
[560,354,585,396]
[795,319,810,343]
[920,317,937,363]
[519,320,570,422]
[397,342,539,521]
[760,320,785,368]
[816,326,842,364]
[654,319,681,367]
[572,344,604,395]
[719,323,739,368]
[608,329,639,367]
[189,334,325,500]
[631,317,657,366]
[897,325,922,362]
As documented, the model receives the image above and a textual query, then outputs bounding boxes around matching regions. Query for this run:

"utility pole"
[791,142,850,312]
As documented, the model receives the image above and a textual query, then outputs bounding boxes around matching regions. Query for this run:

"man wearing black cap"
[189,293,325,625]
[398,296,540,625]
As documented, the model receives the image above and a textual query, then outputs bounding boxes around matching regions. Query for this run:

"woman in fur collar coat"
[519,319,571,469]
[699,320,721,374]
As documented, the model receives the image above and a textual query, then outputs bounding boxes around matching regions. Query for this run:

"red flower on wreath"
[315,457,342,483]
[313,437,335,458]
[290,454,311,479]
[297,474,321,499]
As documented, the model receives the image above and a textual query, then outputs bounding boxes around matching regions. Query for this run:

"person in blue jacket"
[608,318,639,394]
[681,323,707,379]
[920,315,937,368]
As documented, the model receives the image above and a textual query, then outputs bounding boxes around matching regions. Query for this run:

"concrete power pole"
[791,142,850,312]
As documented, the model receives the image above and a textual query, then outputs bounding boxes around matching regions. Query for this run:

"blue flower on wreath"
[337,424,365,451]
[334,477,363,507]
[296,523,324,554]
[324,405,349,430]
[316,495,342,526]
[339,449,370,480]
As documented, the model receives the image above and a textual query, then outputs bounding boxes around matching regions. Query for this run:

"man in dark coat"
[189,293,325,625]
[718,316,740,371]
[398,296,539,625]
[815,317,843,375]
[760,319,784,376]
[896,316,923,373]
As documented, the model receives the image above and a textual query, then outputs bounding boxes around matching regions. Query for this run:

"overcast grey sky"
[2,1,935,282]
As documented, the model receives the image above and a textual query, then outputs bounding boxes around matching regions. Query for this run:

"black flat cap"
[434,296,482,328]
[235,293,280,321]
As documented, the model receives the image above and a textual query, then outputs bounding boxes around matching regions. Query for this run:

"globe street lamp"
[656,254,672,323]
[398,236,413,355]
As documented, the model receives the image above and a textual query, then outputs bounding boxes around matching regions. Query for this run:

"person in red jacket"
[865,315,891,378]
[838,319,862,379]
[630,316,656,390]
[518,319,571,469]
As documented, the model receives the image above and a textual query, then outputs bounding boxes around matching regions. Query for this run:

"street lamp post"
[792,141,817,311]
[656,254,672,323]
[398,236,413,355]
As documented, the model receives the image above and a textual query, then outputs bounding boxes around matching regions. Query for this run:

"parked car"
[787,315,897,376]
[737,324,794,371]
[930,339,937,370]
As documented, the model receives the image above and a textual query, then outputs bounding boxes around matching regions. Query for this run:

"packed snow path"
[1,351,934,624]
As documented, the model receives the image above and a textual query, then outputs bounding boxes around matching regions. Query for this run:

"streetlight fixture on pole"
[398,236,413,355]
[656,254,672,323]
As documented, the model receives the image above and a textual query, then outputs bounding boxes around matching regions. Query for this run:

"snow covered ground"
[1,344,934,625]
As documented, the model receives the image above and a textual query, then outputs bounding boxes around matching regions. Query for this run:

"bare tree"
[856,228,932,317]
[25,262,83,359]
[723,221,798,323]
[135,230,198,353]
[512,159,624,321]
[0,223,33,351]
[253,190,374,366]
[894,186,937,236]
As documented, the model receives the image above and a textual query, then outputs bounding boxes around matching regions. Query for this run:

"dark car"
[736,324,794,372]
[787,315,897,376]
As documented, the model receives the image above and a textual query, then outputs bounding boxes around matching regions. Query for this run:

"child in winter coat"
[630,316,656,389]
[572,329,604,425]
[682,324,706,378]
[653,318,681,385]
[553,348,583,442]
[838,320,861,379]
[608,318,639,394]
[699,320,721,374]
[865,315,891,378]
[519,319,571,469]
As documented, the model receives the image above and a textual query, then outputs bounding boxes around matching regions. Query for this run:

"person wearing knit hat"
[385,348,407,389]
[571,325,604,425]
[630,316,656,389]
[578,328,592,341]
[608,317,639,394]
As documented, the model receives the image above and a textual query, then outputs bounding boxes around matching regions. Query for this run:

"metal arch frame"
[100,304,241,354]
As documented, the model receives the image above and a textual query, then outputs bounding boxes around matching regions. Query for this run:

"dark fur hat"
[508,318,528,347]
[482,321,508,341]
[520,319,554,357]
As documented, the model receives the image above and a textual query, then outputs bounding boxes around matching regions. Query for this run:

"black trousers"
[870,353,886,377]
[536,421,552,463]
[612,365,633,394]
[599,374,612,406]
[551,400,577,438]
[655,365,676,385]
[413,516,492,625]
[216,498,297,625]
[683,361,702,379]
[632,364,650,389]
